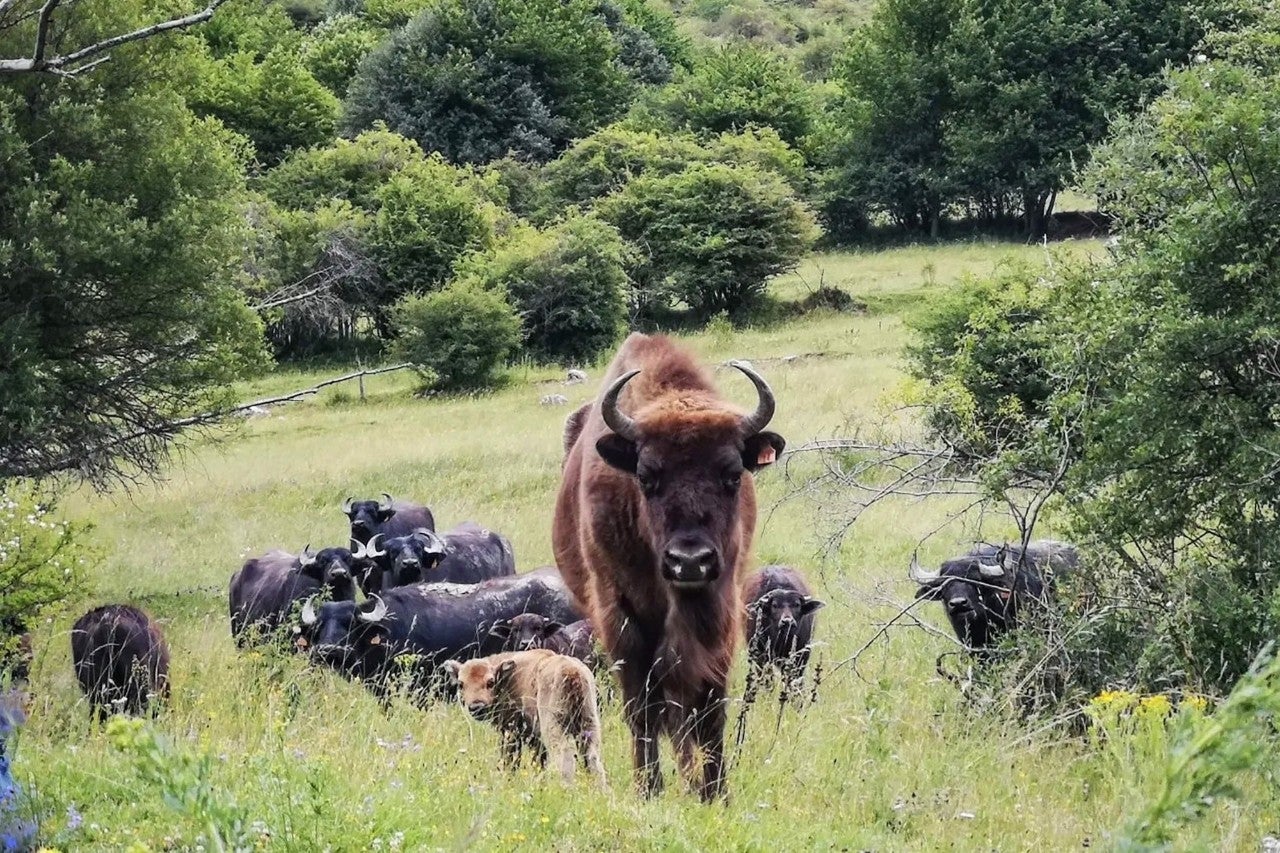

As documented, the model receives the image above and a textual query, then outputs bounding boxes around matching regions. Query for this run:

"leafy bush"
[343,0,633,163]
[455,216,630,364]
[392,285,521,391]
[596,162,818,319]
[0,488,88,682]
[633,43,815,146]
[259,129,425,211]
[301,14,383,98]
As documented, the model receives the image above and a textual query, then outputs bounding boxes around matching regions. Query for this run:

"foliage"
[634,43,815,147]
[455,216,631,364]
[614,0,694,71]
[301,14,384,98]
[343,0,634,164]
[0,488,87,680]
[0,44,267,486]
[392,285,520,391]
[259,128,424,211]
[911,34,1280,699]
[596,162,818,319]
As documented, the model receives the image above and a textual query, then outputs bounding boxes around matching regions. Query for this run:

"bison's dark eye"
[485,676,496,688]
[723,472,741,492]
[638,471,660,495]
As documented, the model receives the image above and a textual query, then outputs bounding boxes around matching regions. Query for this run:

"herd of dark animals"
[12,333,1081,806]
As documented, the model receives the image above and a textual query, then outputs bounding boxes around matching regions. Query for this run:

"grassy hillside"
[12,238,1275,850]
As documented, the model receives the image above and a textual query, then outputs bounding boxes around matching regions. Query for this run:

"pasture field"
[12,238,1278,851]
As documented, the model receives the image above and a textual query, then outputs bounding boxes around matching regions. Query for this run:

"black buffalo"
[229,542,370,645]
[911,539,1078,651]
[484,614,599,666]
[298,568,581,701]
[742,565,825,703]
[71,604,170,720]
[367,523,517,593]
[344,494,435,548]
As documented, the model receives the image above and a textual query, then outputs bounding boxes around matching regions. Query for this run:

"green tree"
[260,128,425,211]
[343,0,633,164]
[456,216,631,363]
[392,285,521,391]
[0,8,266,486]
[302,14,383,98]
[635,43,815,147]
[822,0,957,235]
[597,162,818,319]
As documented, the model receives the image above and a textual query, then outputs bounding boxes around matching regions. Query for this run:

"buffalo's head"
[380,529,448,588]
[748,589,823,648]
[594,362,785,590]
[298,595,392,675]
[441,656,516,720]
[343,494,397,540]
[297,545,359,601]
[488,614,564,652]
[910,550,1015,650]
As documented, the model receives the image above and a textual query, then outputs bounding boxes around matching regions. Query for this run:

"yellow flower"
[1137,694,1173,717]
[1181,693,1209,712]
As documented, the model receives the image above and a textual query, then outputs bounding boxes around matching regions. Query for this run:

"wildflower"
[1137,694,1172,717]
[66,804,83,831]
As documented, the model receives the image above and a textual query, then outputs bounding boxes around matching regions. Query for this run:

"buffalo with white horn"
[229,543,363,647]
[911,540,1078,652]
[343,493,436,549]
[365,523,517,594]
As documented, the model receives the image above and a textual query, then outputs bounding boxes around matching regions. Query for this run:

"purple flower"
[66,803,83,831]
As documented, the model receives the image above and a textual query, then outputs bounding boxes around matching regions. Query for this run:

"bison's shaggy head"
[595,362,784,590]
[441,656,517,720]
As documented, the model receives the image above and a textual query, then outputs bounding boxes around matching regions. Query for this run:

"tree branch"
[0,0,229,76]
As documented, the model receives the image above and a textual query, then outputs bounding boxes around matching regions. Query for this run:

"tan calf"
[443,649,606,786]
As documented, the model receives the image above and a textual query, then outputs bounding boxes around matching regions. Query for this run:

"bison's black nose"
[467,702,489,718]
[662,544,719,586]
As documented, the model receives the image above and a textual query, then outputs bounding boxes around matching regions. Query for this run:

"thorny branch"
[0,0,231,76]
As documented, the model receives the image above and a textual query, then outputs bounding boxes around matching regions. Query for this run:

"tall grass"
[12,239,1279,850]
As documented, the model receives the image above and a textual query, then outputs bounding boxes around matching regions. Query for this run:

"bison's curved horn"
[412,528,446,555]
[299,545,317,568]
[978,562,1006,578]
[730,360,776,435]
[300,596,318,627]
[600,369,642,442]
[359,595,388,624]
[380,492,394,511]
[342,496,353,514]
[908,552,940,583]
[366,533,386,558]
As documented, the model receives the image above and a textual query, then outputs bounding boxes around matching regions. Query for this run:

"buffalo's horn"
[299,545,317,567]
[366,533,385,558]
[342,496,353,514]
[300,596,318,627]
[380,492,394,511]
[730,360,776,435]
[600,369,642,442]
[350,538,368,560]
[359,595,388,623]
[978,562,1006,578]
[908,552,940,583]
[413,528,446,555]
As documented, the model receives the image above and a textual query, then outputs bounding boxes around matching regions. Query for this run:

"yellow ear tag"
[369,635,382,645]
[757,445,777,465]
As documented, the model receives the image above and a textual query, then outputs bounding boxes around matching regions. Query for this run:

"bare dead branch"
[0,0,229,76]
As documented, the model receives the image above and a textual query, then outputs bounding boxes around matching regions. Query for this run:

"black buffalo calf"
[71,605,170,720]
[742,565,825,704]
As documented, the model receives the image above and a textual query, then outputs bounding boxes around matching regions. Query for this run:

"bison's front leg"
[692,683,729,802]
[617,651,664,796]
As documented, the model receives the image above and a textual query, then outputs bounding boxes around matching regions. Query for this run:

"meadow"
[12,237,1277,851]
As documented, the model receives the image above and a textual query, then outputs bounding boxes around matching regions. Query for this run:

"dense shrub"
[0,488,88,683]
[456,216,631,363]
[302,14,383,98]
[634,43,815,146]
[911,26,1280,700]
[260,129,426,211]
[343,0,633,164]
[596,162,818,319]
[392,286,521,391]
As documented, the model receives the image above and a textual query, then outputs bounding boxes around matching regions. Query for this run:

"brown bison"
[553,333,784,800]
[70,604,170,720]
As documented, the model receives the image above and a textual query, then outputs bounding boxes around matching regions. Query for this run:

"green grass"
[10,239,1277,851]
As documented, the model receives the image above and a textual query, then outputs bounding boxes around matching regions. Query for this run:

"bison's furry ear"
[596,433,638,473]
[440,660,462,683]
[496,659,518,679]
[743,431,786,471]
[801,598,825,615]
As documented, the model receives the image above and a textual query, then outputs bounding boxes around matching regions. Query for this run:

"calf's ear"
[743,431,786,471]
[540,621,564,637]
[440,660,461,683]
[496,659,518,679]
[595,434,638,473]
[801,597,826,616]
[487,622,511,639]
